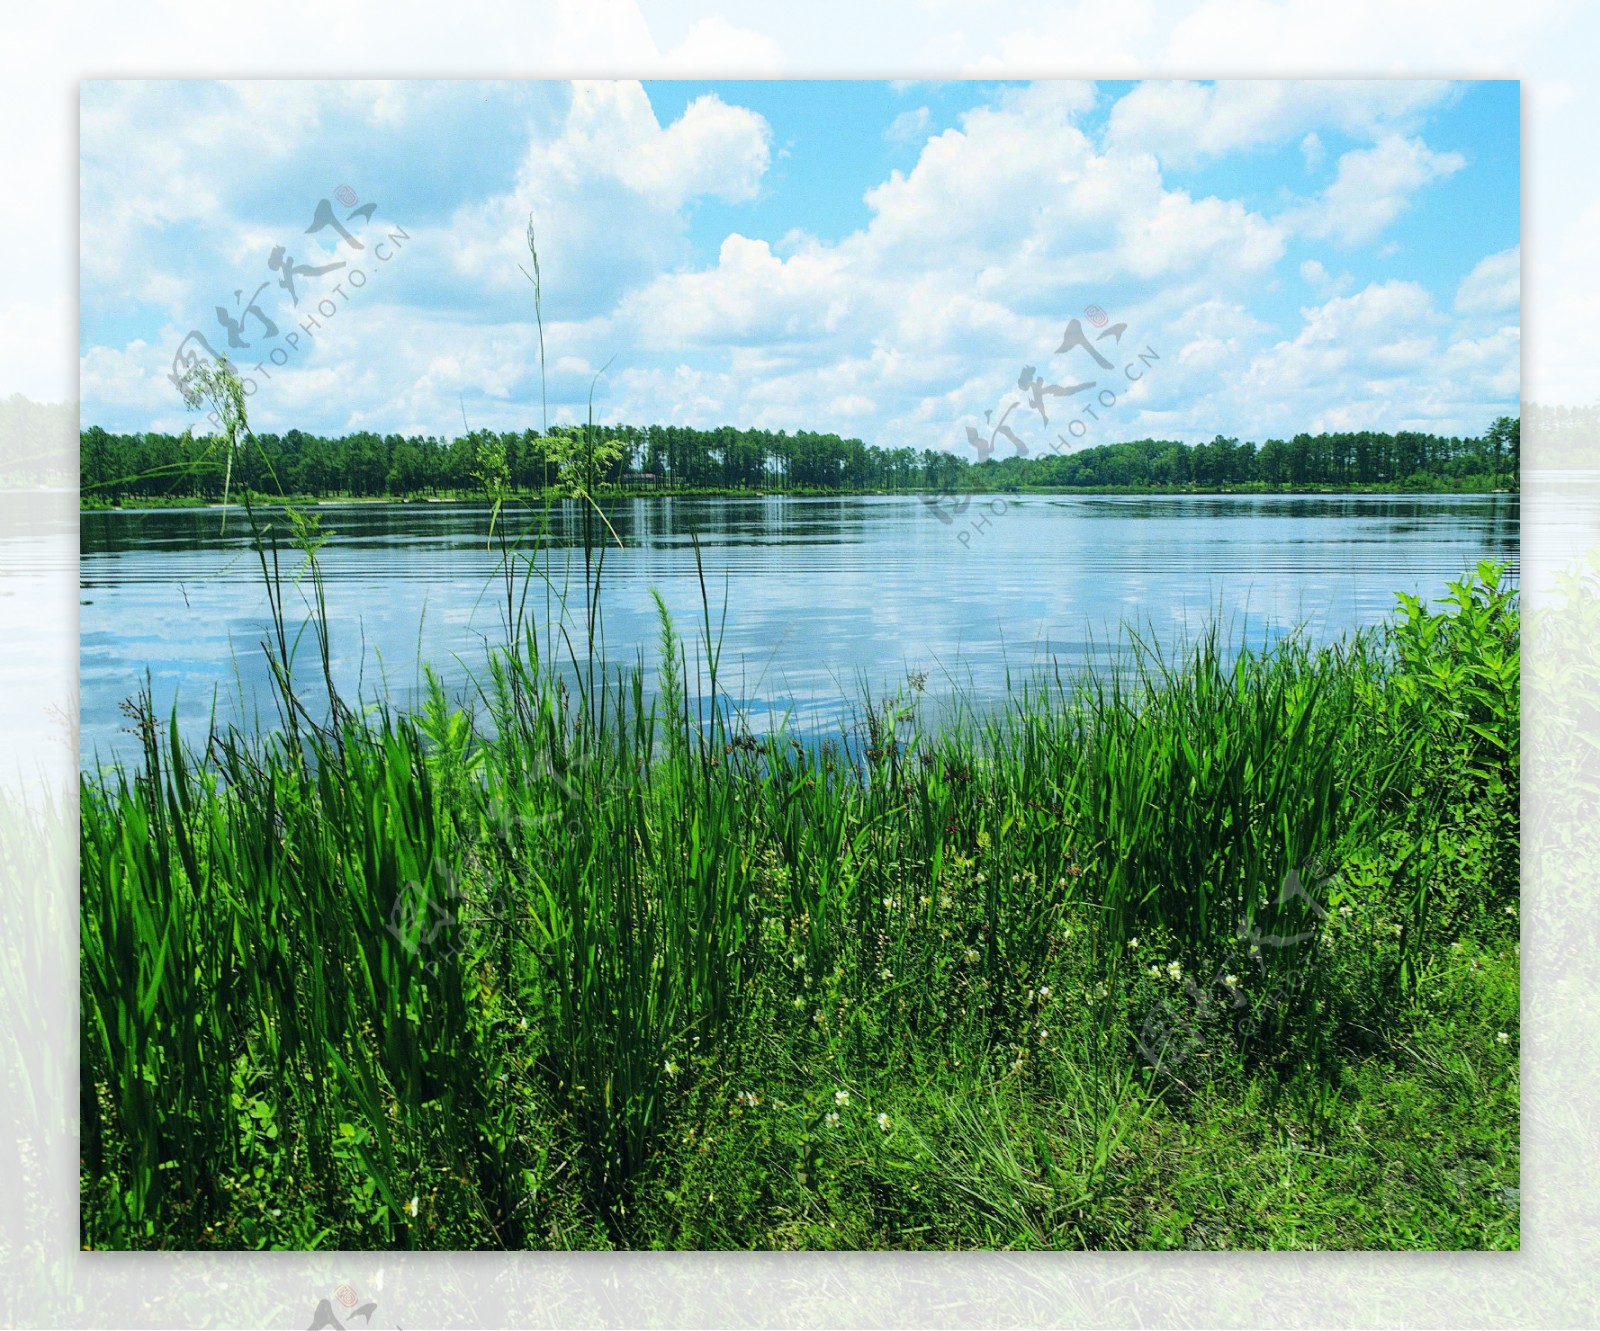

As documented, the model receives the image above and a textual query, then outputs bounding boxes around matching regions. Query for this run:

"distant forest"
[79,416,1528,503]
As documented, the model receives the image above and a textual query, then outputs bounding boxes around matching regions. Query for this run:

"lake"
[73,491,1528,767]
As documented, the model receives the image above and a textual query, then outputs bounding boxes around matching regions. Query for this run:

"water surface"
[79,492,1522,765]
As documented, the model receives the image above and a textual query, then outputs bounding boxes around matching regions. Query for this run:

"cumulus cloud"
[1455,245,1520,314]
[1160,278,1518,438]
[1300,258,1353,297]
[78,79,1519,451]
[886,105,932,143]
[656,17,785,72]
[1289,134,1466,245]
[1104,80,1455,168]
[554,83,772,208]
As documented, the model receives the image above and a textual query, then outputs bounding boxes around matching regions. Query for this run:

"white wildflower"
[835,1089,850,1107]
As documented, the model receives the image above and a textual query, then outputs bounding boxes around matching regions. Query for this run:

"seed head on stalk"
[177,355,253,531]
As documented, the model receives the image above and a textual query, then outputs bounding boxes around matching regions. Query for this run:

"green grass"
[78,499,1522,1249]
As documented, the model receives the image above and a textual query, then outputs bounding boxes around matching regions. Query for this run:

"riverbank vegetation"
[79,475,1521,1247]
[79,418,1520,508]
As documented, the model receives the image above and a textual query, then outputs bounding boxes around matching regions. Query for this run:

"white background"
[2,3,1595,1326]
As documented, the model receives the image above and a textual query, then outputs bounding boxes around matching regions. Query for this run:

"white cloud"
[1455,245,1520,314]
[1104,80,1456,168]
[657,17,785,72]
[1177,279,1517,437]
[77,79,1518,454]
[1299,258,1353,297]
[886,106,932,143]
[1289,134,1465,245]
[536,82,770,209]
[584,80,1292,450]
[1300,132,1324,172]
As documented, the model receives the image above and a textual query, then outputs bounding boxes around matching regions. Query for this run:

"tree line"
[79,417,1520,503]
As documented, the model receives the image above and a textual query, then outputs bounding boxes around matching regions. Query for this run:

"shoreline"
[81,480,1520,512]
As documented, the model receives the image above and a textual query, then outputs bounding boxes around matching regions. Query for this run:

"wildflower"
[939,895,953,910]
[835,1089,850,1107]
[1167,960,1183,982]
[1224,974,1240,988]
[793,996,806,1009]
[965,947,980,964]
[1505,905,1517,916]
[1037,1028,1048,1041]
[1497,1032,1511,1045]
[1338,905,1353,917]
[1012,873,1021,885]
[883,896,893,909]
[1127,937,1140,950]
[975,872,987,884]
[407,1195,419,1218]
[1038,985,1052,1001]
[738,1090,761,1109]
[664,1059,680,1076]
[919,895,931,908]
[880,966,893,980]
[1057,877,1068,889]
[877,1112,892,1132]
[825,1111,840,1126]
[1148,965,1160,978]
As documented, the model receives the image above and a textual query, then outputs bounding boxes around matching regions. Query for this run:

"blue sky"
[79,79,1520,452]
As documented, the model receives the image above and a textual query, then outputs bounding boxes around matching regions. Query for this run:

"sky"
[78,78,1520,455]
